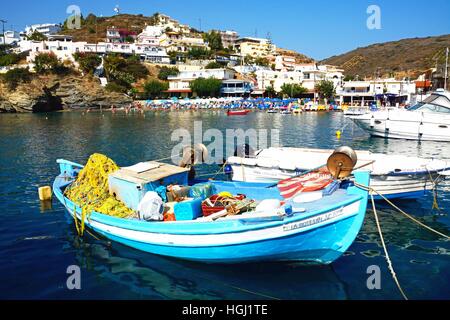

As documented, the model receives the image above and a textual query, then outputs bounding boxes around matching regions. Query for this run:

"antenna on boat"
[445,47,449,91]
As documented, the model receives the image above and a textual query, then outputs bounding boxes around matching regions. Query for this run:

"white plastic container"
[137,191,164,221]
[255,199,281,213]
[293,191,323,204]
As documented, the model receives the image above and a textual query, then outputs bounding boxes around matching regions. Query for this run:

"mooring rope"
[355,182,450,240]
[369,193,409,300]
[426,168,443,211]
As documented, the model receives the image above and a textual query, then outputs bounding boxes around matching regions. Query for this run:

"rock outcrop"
[0,73,132,113]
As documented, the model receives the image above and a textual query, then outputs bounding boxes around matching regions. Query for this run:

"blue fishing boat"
[53,158,370,265]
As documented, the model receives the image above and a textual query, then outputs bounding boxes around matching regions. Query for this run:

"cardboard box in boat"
[108,161,189,211]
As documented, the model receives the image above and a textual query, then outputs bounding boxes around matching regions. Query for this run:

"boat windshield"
[408,102,450,114]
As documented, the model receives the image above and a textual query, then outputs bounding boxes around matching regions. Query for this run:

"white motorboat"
[227,147,450,199]
[348,89,450,142]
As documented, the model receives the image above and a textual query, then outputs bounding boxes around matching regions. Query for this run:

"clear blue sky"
[1,0,449,60]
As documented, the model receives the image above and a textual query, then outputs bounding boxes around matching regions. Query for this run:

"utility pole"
[0,19,7,46]
[445,47,449,91]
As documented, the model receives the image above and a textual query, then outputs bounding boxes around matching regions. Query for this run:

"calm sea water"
[0,111,449,300]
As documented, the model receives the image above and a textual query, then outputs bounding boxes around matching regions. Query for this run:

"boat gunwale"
[53,174,365,236]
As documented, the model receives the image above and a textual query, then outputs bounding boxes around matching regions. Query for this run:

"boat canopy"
[409,91,450,113]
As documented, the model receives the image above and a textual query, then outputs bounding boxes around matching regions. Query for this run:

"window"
[409,103,450,114]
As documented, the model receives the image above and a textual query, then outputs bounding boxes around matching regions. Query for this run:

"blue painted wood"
[53,159,371,264]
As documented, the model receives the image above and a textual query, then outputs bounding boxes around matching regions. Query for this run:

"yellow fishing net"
[64,153,134,235]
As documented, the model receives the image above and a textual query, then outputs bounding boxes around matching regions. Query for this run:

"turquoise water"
[0,111,449,300]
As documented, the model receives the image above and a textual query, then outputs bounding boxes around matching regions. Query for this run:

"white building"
[218,30,239,48]
[0,31,21,45]
[156,14,191,34]
[337,78,417,104]
[235,37,276,58]
[254,64,344,96]
[22,37,170,65]
[137,25,165,45]
[24,23,61,37]
[274,55,296,72]
[167,68,235,96]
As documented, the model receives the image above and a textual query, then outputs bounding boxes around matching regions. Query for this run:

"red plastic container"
[201,195,246,217]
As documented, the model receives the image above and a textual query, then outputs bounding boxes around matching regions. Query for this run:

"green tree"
[124,36,135,43]
[33,52,59,73]
[0,52,21,67]
[2,67,33,90]
[73,52,101,74]
[190,77,222,97]
[103,54,148,88]
[205,61,224,69]
[187,47,211,60]
[280,83,307,98]
[103,54,122,81]
[254,57,269,67]
[143,79,169,99]
[265,86,277,98]
[203,31,223,52]
[27,31,48,41]
[244,55,255,65]
[315,80,336,101]
[343,75,354,81]
[158,66,179,80]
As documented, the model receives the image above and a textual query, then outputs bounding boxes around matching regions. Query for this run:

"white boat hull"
[228,147,450,199]
[349,90,450,142]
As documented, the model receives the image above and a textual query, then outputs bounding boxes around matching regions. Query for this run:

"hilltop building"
[106,27,137,43]
[218,30,239,48]
[235,37,276,58]
[0,31,21,45]
[274,55,296,72]
[24,23,61,37]
[155,14,191,34]
[136,25,165,45]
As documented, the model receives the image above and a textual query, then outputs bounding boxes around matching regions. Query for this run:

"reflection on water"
[0,111,449,299]
[68,232,349,300]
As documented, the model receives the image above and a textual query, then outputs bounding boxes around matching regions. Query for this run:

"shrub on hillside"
[73,52,101,74]
[105,82,128,93]
[205,61,225,69]
[33,52,60,74]
[2,68,33,90]
[103,54,148,88]
[157,66,179,80]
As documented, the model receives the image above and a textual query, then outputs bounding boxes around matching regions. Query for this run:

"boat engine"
[327,146,358,179]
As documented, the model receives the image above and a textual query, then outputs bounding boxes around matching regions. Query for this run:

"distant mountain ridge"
[321,34,450,79]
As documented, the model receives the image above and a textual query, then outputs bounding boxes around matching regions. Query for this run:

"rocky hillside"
[62,13,200,43]
[276,48,315,64]
[321,34,450,79]
[0,73,132,113]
